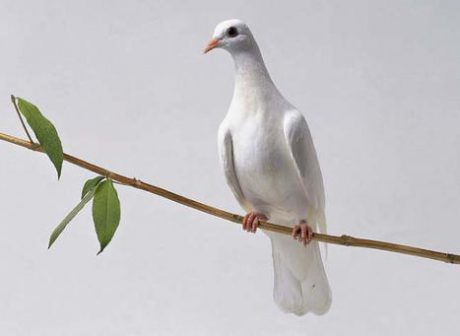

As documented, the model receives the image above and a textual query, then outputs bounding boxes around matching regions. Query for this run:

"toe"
[300,224,308,244]
[292,225,300,239]
[251,218,258,233]
[306,226,313,244]
[243,214,250,231]
[243,212,267,234]
[246,213,256,232]
[292,221,314,246]
[252,214,267,233]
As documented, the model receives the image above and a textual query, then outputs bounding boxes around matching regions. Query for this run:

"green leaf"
[92,179,121,254]
[16,97,64,178]
[82,176,105,199]
[48,186,97,249]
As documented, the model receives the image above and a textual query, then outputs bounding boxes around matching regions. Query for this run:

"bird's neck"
[231,45,280,98]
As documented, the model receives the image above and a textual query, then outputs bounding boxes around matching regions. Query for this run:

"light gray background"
[1,0,459,335]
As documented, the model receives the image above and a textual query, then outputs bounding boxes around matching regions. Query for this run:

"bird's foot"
[292,220,313,246]
[242,211,267,233]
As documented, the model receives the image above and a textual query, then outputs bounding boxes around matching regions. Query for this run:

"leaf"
[92,179,121,254]
[82,176,105,199]
[16,97,64,178]
[48,186,97,249]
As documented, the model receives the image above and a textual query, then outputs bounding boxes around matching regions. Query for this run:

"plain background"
[1,0,460,335]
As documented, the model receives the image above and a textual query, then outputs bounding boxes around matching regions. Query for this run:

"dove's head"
[204,19,256,54]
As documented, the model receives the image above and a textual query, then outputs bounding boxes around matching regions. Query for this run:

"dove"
[204,19,331,316]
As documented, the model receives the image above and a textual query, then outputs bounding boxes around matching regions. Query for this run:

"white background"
[1,0,459,335]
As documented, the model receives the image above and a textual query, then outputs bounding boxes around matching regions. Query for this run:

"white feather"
[213,19,331,315]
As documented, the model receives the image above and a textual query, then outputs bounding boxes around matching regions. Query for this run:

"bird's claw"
[242,211,267,233]
[292,221,313,246]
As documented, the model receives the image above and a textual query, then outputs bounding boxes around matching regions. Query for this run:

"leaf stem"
[10,95,34,144]
[1,131,459,264]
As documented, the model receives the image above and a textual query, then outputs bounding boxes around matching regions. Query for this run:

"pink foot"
[242,211,267,233]
[292,220,313,246]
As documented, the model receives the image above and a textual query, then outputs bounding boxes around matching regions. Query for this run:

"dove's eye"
[227,27,238,38]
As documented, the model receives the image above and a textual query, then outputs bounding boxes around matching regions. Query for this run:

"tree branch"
[1,131,459,264]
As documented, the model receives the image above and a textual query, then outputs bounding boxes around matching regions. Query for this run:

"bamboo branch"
[1,131,459,264]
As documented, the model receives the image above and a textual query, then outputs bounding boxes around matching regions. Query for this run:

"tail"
[269,233,331,316]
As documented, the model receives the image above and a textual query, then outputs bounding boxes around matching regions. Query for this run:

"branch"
[1,131,459,264]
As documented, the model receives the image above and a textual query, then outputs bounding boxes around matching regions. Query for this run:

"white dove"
[204,19,331,316]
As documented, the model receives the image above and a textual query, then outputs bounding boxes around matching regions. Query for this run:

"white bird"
[204,19,331,316]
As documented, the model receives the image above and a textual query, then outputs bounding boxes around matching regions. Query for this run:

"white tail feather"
[270,233,331,316]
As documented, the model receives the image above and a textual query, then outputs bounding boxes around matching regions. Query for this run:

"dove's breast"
[229,112,309,222]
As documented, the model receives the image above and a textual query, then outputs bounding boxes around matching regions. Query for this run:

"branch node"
[133,177,142,187]
[341,235,353,246]
[446,253,456,264]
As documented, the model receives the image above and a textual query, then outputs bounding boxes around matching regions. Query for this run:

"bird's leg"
[242,211,268,233]
[292,220,313,246]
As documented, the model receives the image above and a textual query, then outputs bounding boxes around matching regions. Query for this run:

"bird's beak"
[203,38,219,54]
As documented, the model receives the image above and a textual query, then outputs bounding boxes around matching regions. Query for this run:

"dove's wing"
[218,125,250,210]
[283,110,326,234]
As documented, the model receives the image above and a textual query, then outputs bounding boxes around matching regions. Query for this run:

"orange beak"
[203,38,219,53]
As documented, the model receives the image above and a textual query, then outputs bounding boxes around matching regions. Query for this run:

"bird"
[204,19,331,316]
